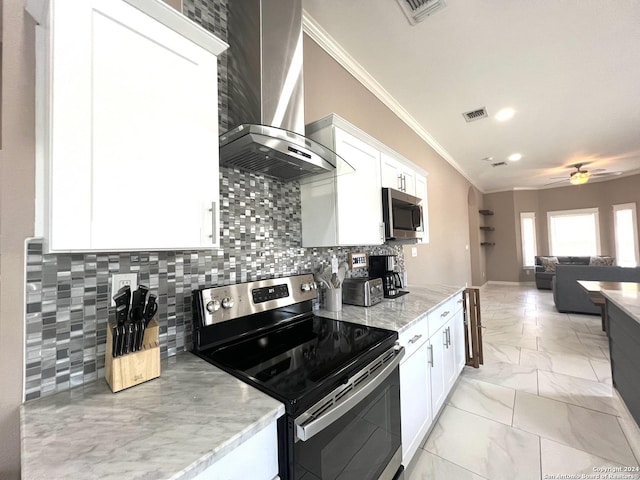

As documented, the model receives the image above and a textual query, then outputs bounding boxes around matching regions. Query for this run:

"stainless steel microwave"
[382,187,424,240]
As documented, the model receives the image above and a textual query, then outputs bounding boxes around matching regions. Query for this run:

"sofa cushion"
[589,256,616,266]
[540,256,560,272]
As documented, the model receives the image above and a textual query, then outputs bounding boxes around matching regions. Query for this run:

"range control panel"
[197,274,317,327]
[252,284,289,304]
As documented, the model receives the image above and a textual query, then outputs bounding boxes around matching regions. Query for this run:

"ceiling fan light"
[570,171,590,185]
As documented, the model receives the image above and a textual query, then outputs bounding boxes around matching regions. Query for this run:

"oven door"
[291,347,404,480]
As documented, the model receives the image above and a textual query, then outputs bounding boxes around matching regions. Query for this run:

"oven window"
[294,368,401,480]
[392,205,421,231]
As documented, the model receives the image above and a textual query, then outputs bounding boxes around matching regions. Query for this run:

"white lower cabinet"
[429,322,450,415]
[399,292,466,467]
[399,332,432,466]
[192,420,279,480]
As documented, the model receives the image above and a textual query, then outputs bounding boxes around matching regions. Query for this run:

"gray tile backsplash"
[23,0,405,400]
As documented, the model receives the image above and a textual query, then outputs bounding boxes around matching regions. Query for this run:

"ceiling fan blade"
[590,168,606,173]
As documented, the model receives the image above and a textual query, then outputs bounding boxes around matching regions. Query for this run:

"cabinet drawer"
[428,295,460,337]
[399,316,429,360]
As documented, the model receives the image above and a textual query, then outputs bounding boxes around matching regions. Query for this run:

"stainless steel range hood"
[221,0,346,181]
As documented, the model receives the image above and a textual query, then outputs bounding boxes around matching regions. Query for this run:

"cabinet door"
[334,128,383,245]
[381,153,403,191]
[400,167,416,196]
[400,346,432,466]
[429,326,448,415]
[381,152,416,195]
[191,421,278,480]
[46,0,220,251]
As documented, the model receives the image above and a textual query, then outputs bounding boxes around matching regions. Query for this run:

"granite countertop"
[21,353,285,480]
[317,283,465,333]
[600,282,640,324]
[21,283,463,480]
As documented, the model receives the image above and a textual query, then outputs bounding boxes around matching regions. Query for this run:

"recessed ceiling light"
[495,108,516,122]
[508,153,522,161]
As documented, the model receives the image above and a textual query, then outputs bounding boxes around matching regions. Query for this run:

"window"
[520,212,537,267]
[547,208,600,256]
[613,203,639,267]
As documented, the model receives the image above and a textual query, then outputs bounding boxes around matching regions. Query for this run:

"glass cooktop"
[200,316,397,409]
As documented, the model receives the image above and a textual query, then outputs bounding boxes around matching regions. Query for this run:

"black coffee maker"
[368,254,408,298]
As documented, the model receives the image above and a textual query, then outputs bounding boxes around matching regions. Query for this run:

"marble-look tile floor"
[406,283,640,480]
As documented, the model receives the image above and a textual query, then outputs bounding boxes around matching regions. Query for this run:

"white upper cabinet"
[381,149,429,243]
[381,153,416,196]
[27,0,228,251]
[302,115,384,247]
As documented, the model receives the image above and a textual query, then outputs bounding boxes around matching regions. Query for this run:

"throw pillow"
[540,256,560,272]
[589,256,616,266]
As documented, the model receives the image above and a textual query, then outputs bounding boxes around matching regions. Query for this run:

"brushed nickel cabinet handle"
[408,334,423,344]
[428,345,434,366]
[440,310,450,318]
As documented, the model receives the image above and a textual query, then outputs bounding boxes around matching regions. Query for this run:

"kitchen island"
[21,283,465,479]
[601,284,640,426]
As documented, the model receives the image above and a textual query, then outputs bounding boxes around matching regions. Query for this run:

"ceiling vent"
[491,161,508,167]
[396,0,446,25]
[462,107,488,123]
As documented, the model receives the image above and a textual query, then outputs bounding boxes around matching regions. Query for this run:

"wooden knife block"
[105,318,160,393]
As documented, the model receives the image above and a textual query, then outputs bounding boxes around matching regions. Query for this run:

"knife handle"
[116,324,126,357]
[111,324,119,358]
[137,321,146,351]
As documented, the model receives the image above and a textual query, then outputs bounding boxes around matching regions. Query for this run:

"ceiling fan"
[546,163,621,186]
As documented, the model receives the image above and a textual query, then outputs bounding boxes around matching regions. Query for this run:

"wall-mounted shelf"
[479,209,494,246]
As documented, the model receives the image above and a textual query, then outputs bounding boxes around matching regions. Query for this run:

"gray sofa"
[534,256,591,290]
[552,265,640,314]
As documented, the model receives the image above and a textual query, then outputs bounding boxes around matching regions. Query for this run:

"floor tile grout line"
[510,418,636,469]
[616,416,640,467]
[538,435,543,480]
[422,449,492,479]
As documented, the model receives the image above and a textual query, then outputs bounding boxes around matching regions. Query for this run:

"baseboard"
[486,280,536,286]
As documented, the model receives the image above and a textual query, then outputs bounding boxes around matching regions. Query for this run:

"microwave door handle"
[294,347,405,442]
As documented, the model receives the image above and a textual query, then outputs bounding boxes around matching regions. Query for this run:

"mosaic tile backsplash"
[23,0,406,400]
[24,166,404,400]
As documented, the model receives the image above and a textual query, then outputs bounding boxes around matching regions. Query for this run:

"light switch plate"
[331,255,339,274]
[110,273,138,306]
[411,247,418,257]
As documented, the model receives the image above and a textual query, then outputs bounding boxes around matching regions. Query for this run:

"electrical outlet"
[411,247,418,257]
[110,273,138,306]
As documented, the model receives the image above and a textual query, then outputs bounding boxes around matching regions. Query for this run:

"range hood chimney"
[220,0,342,181]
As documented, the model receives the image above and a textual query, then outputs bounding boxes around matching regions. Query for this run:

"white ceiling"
[302,0,640,192]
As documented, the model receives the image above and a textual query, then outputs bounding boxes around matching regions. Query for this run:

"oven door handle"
[295,346,405,442]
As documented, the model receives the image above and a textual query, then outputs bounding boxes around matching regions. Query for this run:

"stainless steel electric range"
[193,274,405,480]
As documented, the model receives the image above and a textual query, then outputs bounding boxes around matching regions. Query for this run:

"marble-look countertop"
[318,284,465,333]
[601,283,640,324]
[21,352,285,480]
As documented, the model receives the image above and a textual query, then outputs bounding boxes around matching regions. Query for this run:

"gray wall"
[484,174,640,282]
[1,2,36,478]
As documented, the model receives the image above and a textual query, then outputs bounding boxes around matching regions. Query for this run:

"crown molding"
[302,11,481,192]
